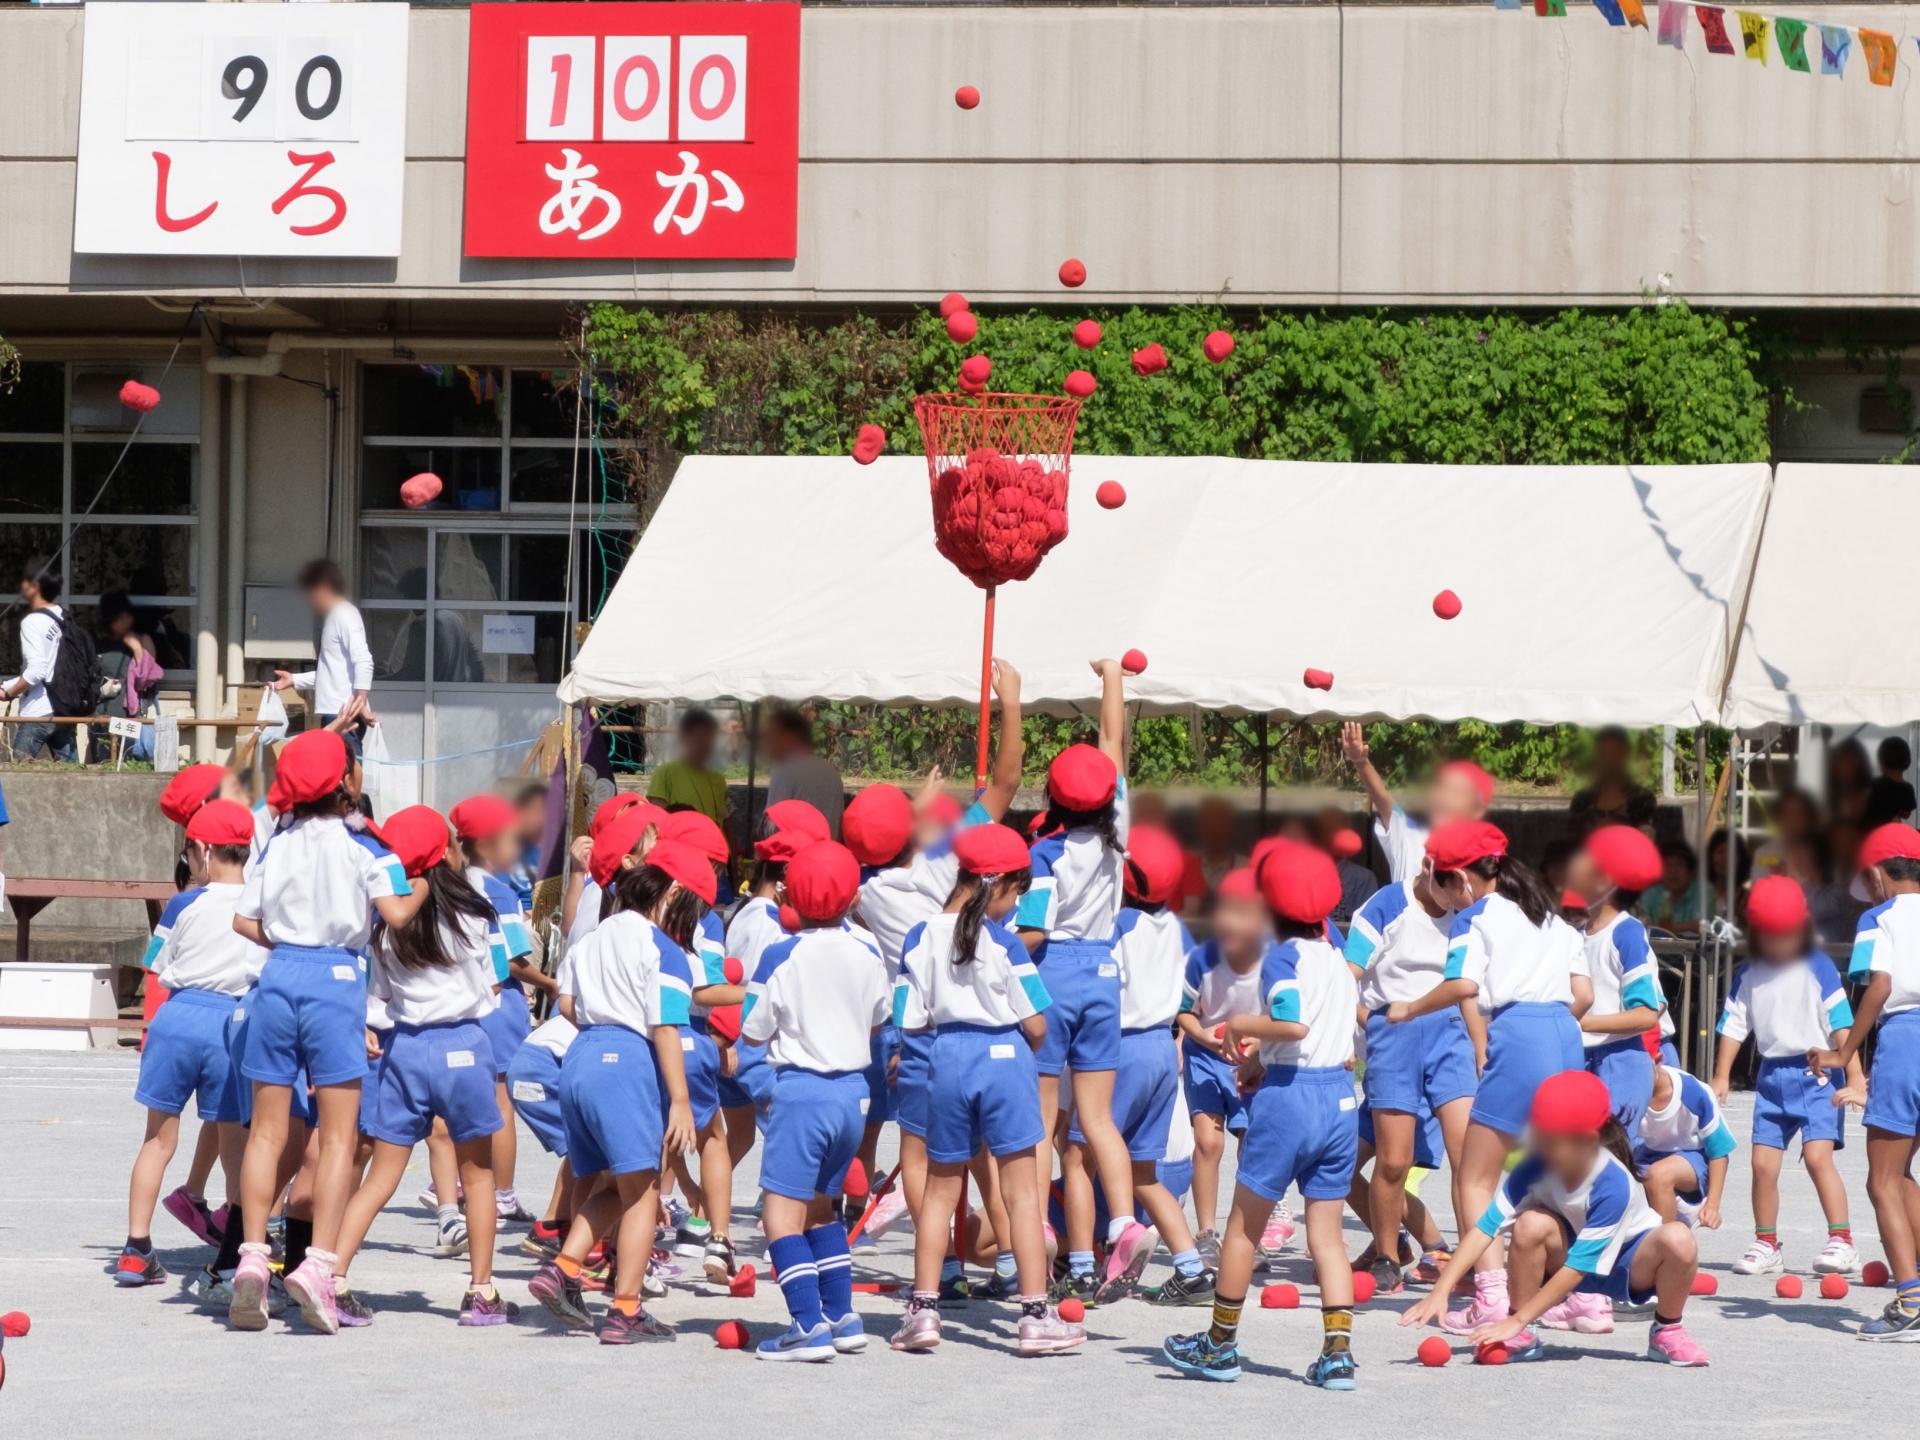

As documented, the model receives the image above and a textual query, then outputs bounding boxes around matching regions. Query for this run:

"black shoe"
[1047,1270,1099,1307]
[938,1272,971,1306]
[1146,1267,1217,1307]
[1369,1256,1405,1295]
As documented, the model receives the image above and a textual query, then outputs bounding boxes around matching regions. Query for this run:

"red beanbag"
[1203,330,1235,363]
[400,472,443,508]
[930,446,1070,589]
[1131,344,1168,377]
[946,310,978,344]
[851,425,886,465]
[119,379,161,413]
[1058,258,1086,288]
[1064,370,1097,398]
[1072,320,1102,350]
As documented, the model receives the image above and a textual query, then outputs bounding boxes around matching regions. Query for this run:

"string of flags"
[1500,0,1905,87]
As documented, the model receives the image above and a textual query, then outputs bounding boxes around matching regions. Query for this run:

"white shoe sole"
[227,1271,270,1332]
[703,1257,733,1286]
[1019,1335,1087,1357]
[434,1238,470,1258]
[833,1335,868,1353]
[1812,1259,1862,1275]
[890,1334,940,1352]
[758,1345,836,1362]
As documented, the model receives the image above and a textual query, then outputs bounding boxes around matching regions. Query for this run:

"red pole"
[974,585,997,788]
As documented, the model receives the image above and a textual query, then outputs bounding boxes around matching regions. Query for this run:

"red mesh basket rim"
[913,392,1081,481]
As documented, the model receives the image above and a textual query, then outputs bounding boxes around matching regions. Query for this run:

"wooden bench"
[6,877,177,962]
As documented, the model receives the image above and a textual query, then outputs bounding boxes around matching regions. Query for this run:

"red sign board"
[462,2,799,259]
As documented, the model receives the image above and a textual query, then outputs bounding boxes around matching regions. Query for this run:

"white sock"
[1107,1216,1132,1245]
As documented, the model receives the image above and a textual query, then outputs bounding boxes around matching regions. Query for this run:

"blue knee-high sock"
[806,1223,853,1322]
[769,1234,823,1330]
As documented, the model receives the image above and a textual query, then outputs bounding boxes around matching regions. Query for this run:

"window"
[0,361,199,674]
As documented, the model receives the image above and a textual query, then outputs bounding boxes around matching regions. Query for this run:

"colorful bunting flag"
[1658,0,1690,46]
[1776,17,1811,70]
[1533,0,1568,15]
[1697,6,1737,53]
[1495,0,1524,10]
[1820,24,1851,73]
[1738,11,1770,61]
[1592,0,1627,25]
[1619,0,1650,26]
[1861,27,1897,84]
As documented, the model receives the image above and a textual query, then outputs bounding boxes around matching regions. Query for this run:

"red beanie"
[707,1004,743,1042]
[1584,825,1662,892]
[449,793,517,842]
[785,840,861,922]
[765,799,831,842]
[953,823,1031,877]
[660,810,729,867]
[1561,888,1589,911]
[1438,759,1496,807]
[842,785,914,867]
[378,805,451,879]
[1747,874,1809,936]
[590,805,659,889]
[1529,1070,1613,1136]
[1216,867,1259,902]
[1425,820,1508,872]
[590,793,644,839]
[267,730,348,812]
[645,838,719,906]
[161,763,228,825]
[1047,744,1117,811]
[1255,838,1341,924]
[1124,826,1187,905]
[1860,822,1920,872]
[185,799,254,848]
[753,829,817,864]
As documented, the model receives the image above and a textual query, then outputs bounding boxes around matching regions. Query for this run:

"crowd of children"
[107,667,1920,1383]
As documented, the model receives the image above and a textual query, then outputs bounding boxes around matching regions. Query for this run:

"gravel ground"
[0,1049,1909,1438]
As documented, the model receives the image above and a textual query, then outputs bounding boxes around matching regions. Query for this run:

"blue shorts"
[1358,1100,1443,1169]
[864,1025,901,1125]
[677,1026,720,1133]
[368,1021,503,1147]
[1659,1039,1680,1068]
[215,988,314,1126]
[895,1030,933,1138]
[1866,1011,1920,1138]
[1754,1054,1848,1149]
[1573,1227,1658,1306]
[1034,938,1121,1077]
[1471,1001,1583,1136]
[925,1024,1047,1164]
[716,1038,773,1115]
[1235,1066,1361,1205]
[560,1025,665,1177]
[1363,1008,1477,1115]
[1183,1043,1248,1132]
[242,944,370,1089]
[505,1042,568,1157]
[1069,1027,1178,1161]
[360,1027,394,1137]
[760,1068,868,1202]
[1586,1037,1656,1131]
[1633,1144,1709,1199]
[1158,1156,1193,1202]
[478,985,532,1079]
[134,989,239,1119]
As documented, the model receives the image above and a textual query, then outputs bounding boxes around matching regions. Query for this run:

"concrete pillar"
[224,374,248,716]
[195,366,223,759]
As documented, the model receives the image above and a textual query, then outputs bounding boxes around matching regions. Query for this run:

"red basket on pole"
[912,392,1081,785]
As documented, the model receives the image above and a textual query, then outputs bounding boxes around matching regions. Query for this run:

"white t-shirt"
[896,913,1051,1031]
[1718,952,1855,1056]
[1344,879,1453,1010]
[523,1013,578,1061]
[1444,891,1577,1013]
[725,896,789,979]
[566,876,604,950]
[1580,912,1662,1048]
[1478,1151,1660,1277]
[1372,805,1429,885]
[561,912,694,1033]
[368,909,500,1027]
[154,882,267,996]
[1866,893,1920,1017]
[1258,936,1359,1070]
[1180,938,1269,1031]
[11,605,62,718]
[1014,776,1132,941]
[237,814,409,951]
[1113,906,1195,1031]
[741,926,891,1074]
[288,600,374,716]
[854,802,992,973]
[1638,1066,1738,1160]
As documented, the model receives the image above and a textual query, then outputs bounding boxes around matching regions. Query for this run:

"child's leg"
[899,1130,929,1218]
[855,1122,884,1200]
[184,1120,220,1199]
[992,1150,1047,1300]
[611,1169,661,1305]
[669,1149,706,1221]
[1037,1072,1062,1221]
[1866,1131,1920,1282]
[127,1109,182,1240]
[1070,1068,1137,1235]
[1191,1112,1227,1236]
[490,1083,517,1199]
[1403,1186,1442,1251]
[1503,1209,1567,1312]
[764,1192,832,1329]
[332,1141,413,1276]
[1457,1122,1514,1273]
[541,1160,575,1226]
[1749,1143,1784,1241]
[1304,1196,1355,1359]
[1434,1095,1473,1241]
[558,1182,623,1265]
[1345,1139,1375,1241]
[973,1148,1008,1264]
[1061,1136,1096,1262]
[456,1137,497,1288]
[911,1164,967,1294]
[1197,1183,1272,1346]
[307,1082,365,1253]
[239,1085,293,1243]
[1641,1155,1698,1225]
[1626,1221,1699,1319]
[722,1105,757,1168]
[426,1121,460,1205]
[217,1122,247,1211]
[1367,1111,1418,1265]
[1800,1140,1851,1228]
[1133,1159,1197,1257]
[697,1118,732,1239]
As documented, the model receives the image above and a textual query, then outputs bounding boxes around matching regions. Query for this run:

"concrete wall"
[1,770,178,957]
[4,4,1920,306]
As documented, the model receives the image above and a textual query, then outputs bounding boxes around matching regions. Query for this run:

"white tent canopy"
[560,455,1775,729]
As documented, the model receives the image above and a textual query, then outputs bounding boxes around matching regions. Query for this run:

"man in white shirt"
[763,705,845,839]
[3,557,76,762]
[270,559,375,756]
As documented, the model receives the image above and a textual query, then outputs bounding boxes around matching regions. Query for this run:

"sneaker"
[889,1307,942,1351]
[703,1235,738,1286]
[862,1188,910,1241]
[1538,1290,1614,1334]
[161,1188,221,1246]
[283,1255,340,1335]
[1261,1205,1296,1254]
[599,1306,676,1344]
[416,1183,439,1211]
[334,1281,374,1328]
[976,1271,1023,1301]
[1196,1231,1222,1271]
[756,1320,835,1361]
[1146,1268,1217,1307]
[1306,1349,1358,1390]
[1732,1239,1784,1276]
[434,1214,470,1259]
[1097,1221,1158,1304]
[1018,1307,1087,1356]
[1858,1297,1920,1342]
[1815,1238,1863,1275]
[663,1196,693,1230]
[458,1285,519,1327]
[649,1247,681,1279]
[1043,1222,1058,1268]
[1646,1320,1710,1365]
[1412,1248,1452,1285]
[1503,1330,1547,1362]
[673,1222,711,1259]
[113,1246,167,1288]
[528,1261,594,1329]
[1443,1273,1509,1335]
[1163,1330,1241,1382]
[828,1311,868,1353]
[197,1265,278,1313]
[228,1244,274,1332]
[495,1196,537,1226]
[938,1272,971,1306]
[578,1259,612,1293]
[643,1255,670,1300]
[520,1220,564,1261]
[1049,1270,1098,1308]
[1369,1256,1405,1297]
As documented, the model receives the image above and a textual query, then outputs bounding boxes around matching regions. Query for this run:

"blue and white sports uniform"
[469,866,534,1080]
[137,882,262,1118]
[671,909,730,1132]
[743,926,891,1201]
[1719,952,1854,1149]
[558,913,694,1176]
[1859,894,1920,1136]
[1478,1150,1663,1304]
[896,913,1050,1163]
[1235,937,1360,1205]
[1346,879,1475,1119]
[1357,1100,1443,1169]
[140,886,207,975]
[235,814,408,1090]
[1848,899,1895,984]
[346,819,399,1136]
[718,897,787,1115]
[1064,905,1193,1160]
[1372,806,1429,885]
[364,907,503,1147]
[1634,1065,1737,1201]
[1447,897,1583,1135]
[1179,938,1268,1132]
[1580,912,1662,1129]
[507,1015,576,1156]
[1013,776,1129,1076]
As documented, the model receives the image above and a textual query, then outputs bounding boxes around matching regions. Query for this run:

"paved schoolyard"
[0,1049,1908,1438]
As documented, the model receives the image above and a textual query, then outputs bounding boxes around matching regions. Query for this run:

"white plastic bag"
[359,722,419,819]
[255,685,289,746]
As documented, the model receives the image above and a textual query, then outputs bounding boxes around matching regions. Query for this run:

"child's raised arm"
[1090,657,1125,768]
[1341,722,1398,831]
[980,658,1025,821]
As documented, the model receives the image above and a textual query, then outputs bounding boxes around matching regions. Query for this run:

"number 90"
[220,53,342,124]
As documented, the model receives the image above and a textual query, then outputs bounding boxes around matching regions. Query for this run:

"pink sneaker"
[1539,1291,1614,1334]
[161,1187,221,1246]
[1261,1205,1296,1254]
[1646,1320,1709,1367]
[1097,1221,1157,1303]
[1443,1271,1509,1335]
[284,1250,341,1335]
[1017,1307,1087,1356]
[862,1188,909,1241]
[890,1305,942,1351]
[228,1243,273,1332]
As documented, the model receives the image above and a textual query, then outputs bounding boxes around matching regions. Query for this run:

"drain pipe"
[195,360,223,758]
[224,375,248,715]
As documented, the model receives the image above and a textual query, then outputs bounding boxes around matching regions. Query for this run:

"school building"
[0,1,1916,804]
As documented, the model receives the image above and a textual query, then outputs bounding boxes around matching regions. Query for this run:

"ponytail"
[375,860,493,970]
[1599,1115,1639,1179]
[1038,799,1122,856]
[946,865,1033,965]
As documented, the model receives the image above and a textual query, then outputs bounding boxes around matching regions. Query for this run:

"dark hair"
[1658,838,1697,873]
[173,854,192,890]
[376,861,492,971]
[1880,737,1913,773]
[1270,914,1328,943]
[1443,853,1558,926]
[1039,798,1123,856]
[1610,886,1645,912]
[98,590,135,629]
[613,860,708,951]
[765,705,813,747]
[947,866,1032,964]
[1595,725,1630,749]
[1705,827,1750,889]
[1599,1116,1638,1178]
[289,783,355,822]
[680,707,718,737]
[296,558,346,595]
[22,556,60,602]
[1882,856,1920,886]
[209,842,250,867]
[515,782,546,808]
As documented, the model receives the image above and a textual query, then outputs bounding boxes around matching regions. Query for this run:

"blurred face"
[218,772,249,806]
[475,829,524,873]
[1314,808,1350,852]
[984,874,1029,923]
[1534,1130,1602,1188]
[681,720,717,769]
[108,611,134,639]
[1427,769,1485,826]
[1196,798,1238,854]
[1212,893,1272,960]
[1756,928,1804,964]
[1277,815,1312,844]
[1830,824,1863,876]
[183,837,210,886]
[1564,850,1608,906]
[1425,860,1476,911]
[1660,850,1693,892]
[1131,792,1170,830]
[1783,839,1821,883]
[517,794,546,845]
[1775,794,1815,843]
[1594,735,1628,780]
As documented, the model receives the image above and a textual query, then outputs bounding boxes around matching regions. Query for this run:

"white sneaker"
[861,1188,910,1241]
[1732,1239,1784,1275]
[433,1214,470,1258]
[1814,1237,1862,1275]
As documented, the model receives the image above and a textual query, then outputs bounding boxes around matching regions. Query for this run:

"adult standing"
[762,705,844,838]
[647,707,729,829]
[269,559,375,756]
[95,592,164,763]
[3,557,76,763]
[1566,726,1658,839]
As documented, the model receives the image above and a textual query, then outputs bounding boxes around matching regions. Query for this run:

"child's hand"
[1807,1047,1843,1071]
[1832,1084,1866,1111]
[365,1028,383,1060]
[1470,1315,1528,1348]
[1399,1290,1448,1328]
[1385,1001,1413,1025]
[720,1047,738,1079]
[1340,722,1370,770]
[1697,1201,1722,1230]
[570,834,593,869]
[992,658,1021,701]
[1089,657,1121,680]
[664,1100,697,1157]
[1710,1075,1730,1104]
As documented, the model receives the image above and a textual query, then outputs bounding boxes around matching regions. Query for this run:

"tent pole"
[1258,713,1270,829]
[1689,728,1709,1074]
[744,701,761,857]
[975,585,997,789]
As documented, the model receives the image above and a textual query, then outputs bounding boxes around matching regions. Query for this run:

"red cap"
[785,840,861,922]
[707,1004,743,1042]
[645,838,719,907]
[843,784,914,867]
[753,829,818,864]
[1860,822,1920,872]
[267,730,348,812]
[590,793,644,839]
[1047,744,1117,811]
[1216,867,1259,902]
[954,823,1032,878]
[379,805,451,879]
[449,793,517,842]
[924,792,964,829]
[1529,1070,1614,1136]
[1747,874,1809,935]
[591,805,659,888]
[161,764,229,825]
[1584,825,1662,892]
[1425,820,1508,871]
[185,799,255,848]
[1255,838,1342,924]
[1561,888,1589,911]
[1329,829,1363,859]
[660,811,729,867]
[1438,760,1496,807]
[765,799,831,842]
[1124,826,1187,905]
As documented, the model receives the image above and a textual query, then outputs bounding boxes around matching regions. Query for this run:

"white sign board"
[73,3,409,256]
[107,716,143,740]
[482,614,538,655]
